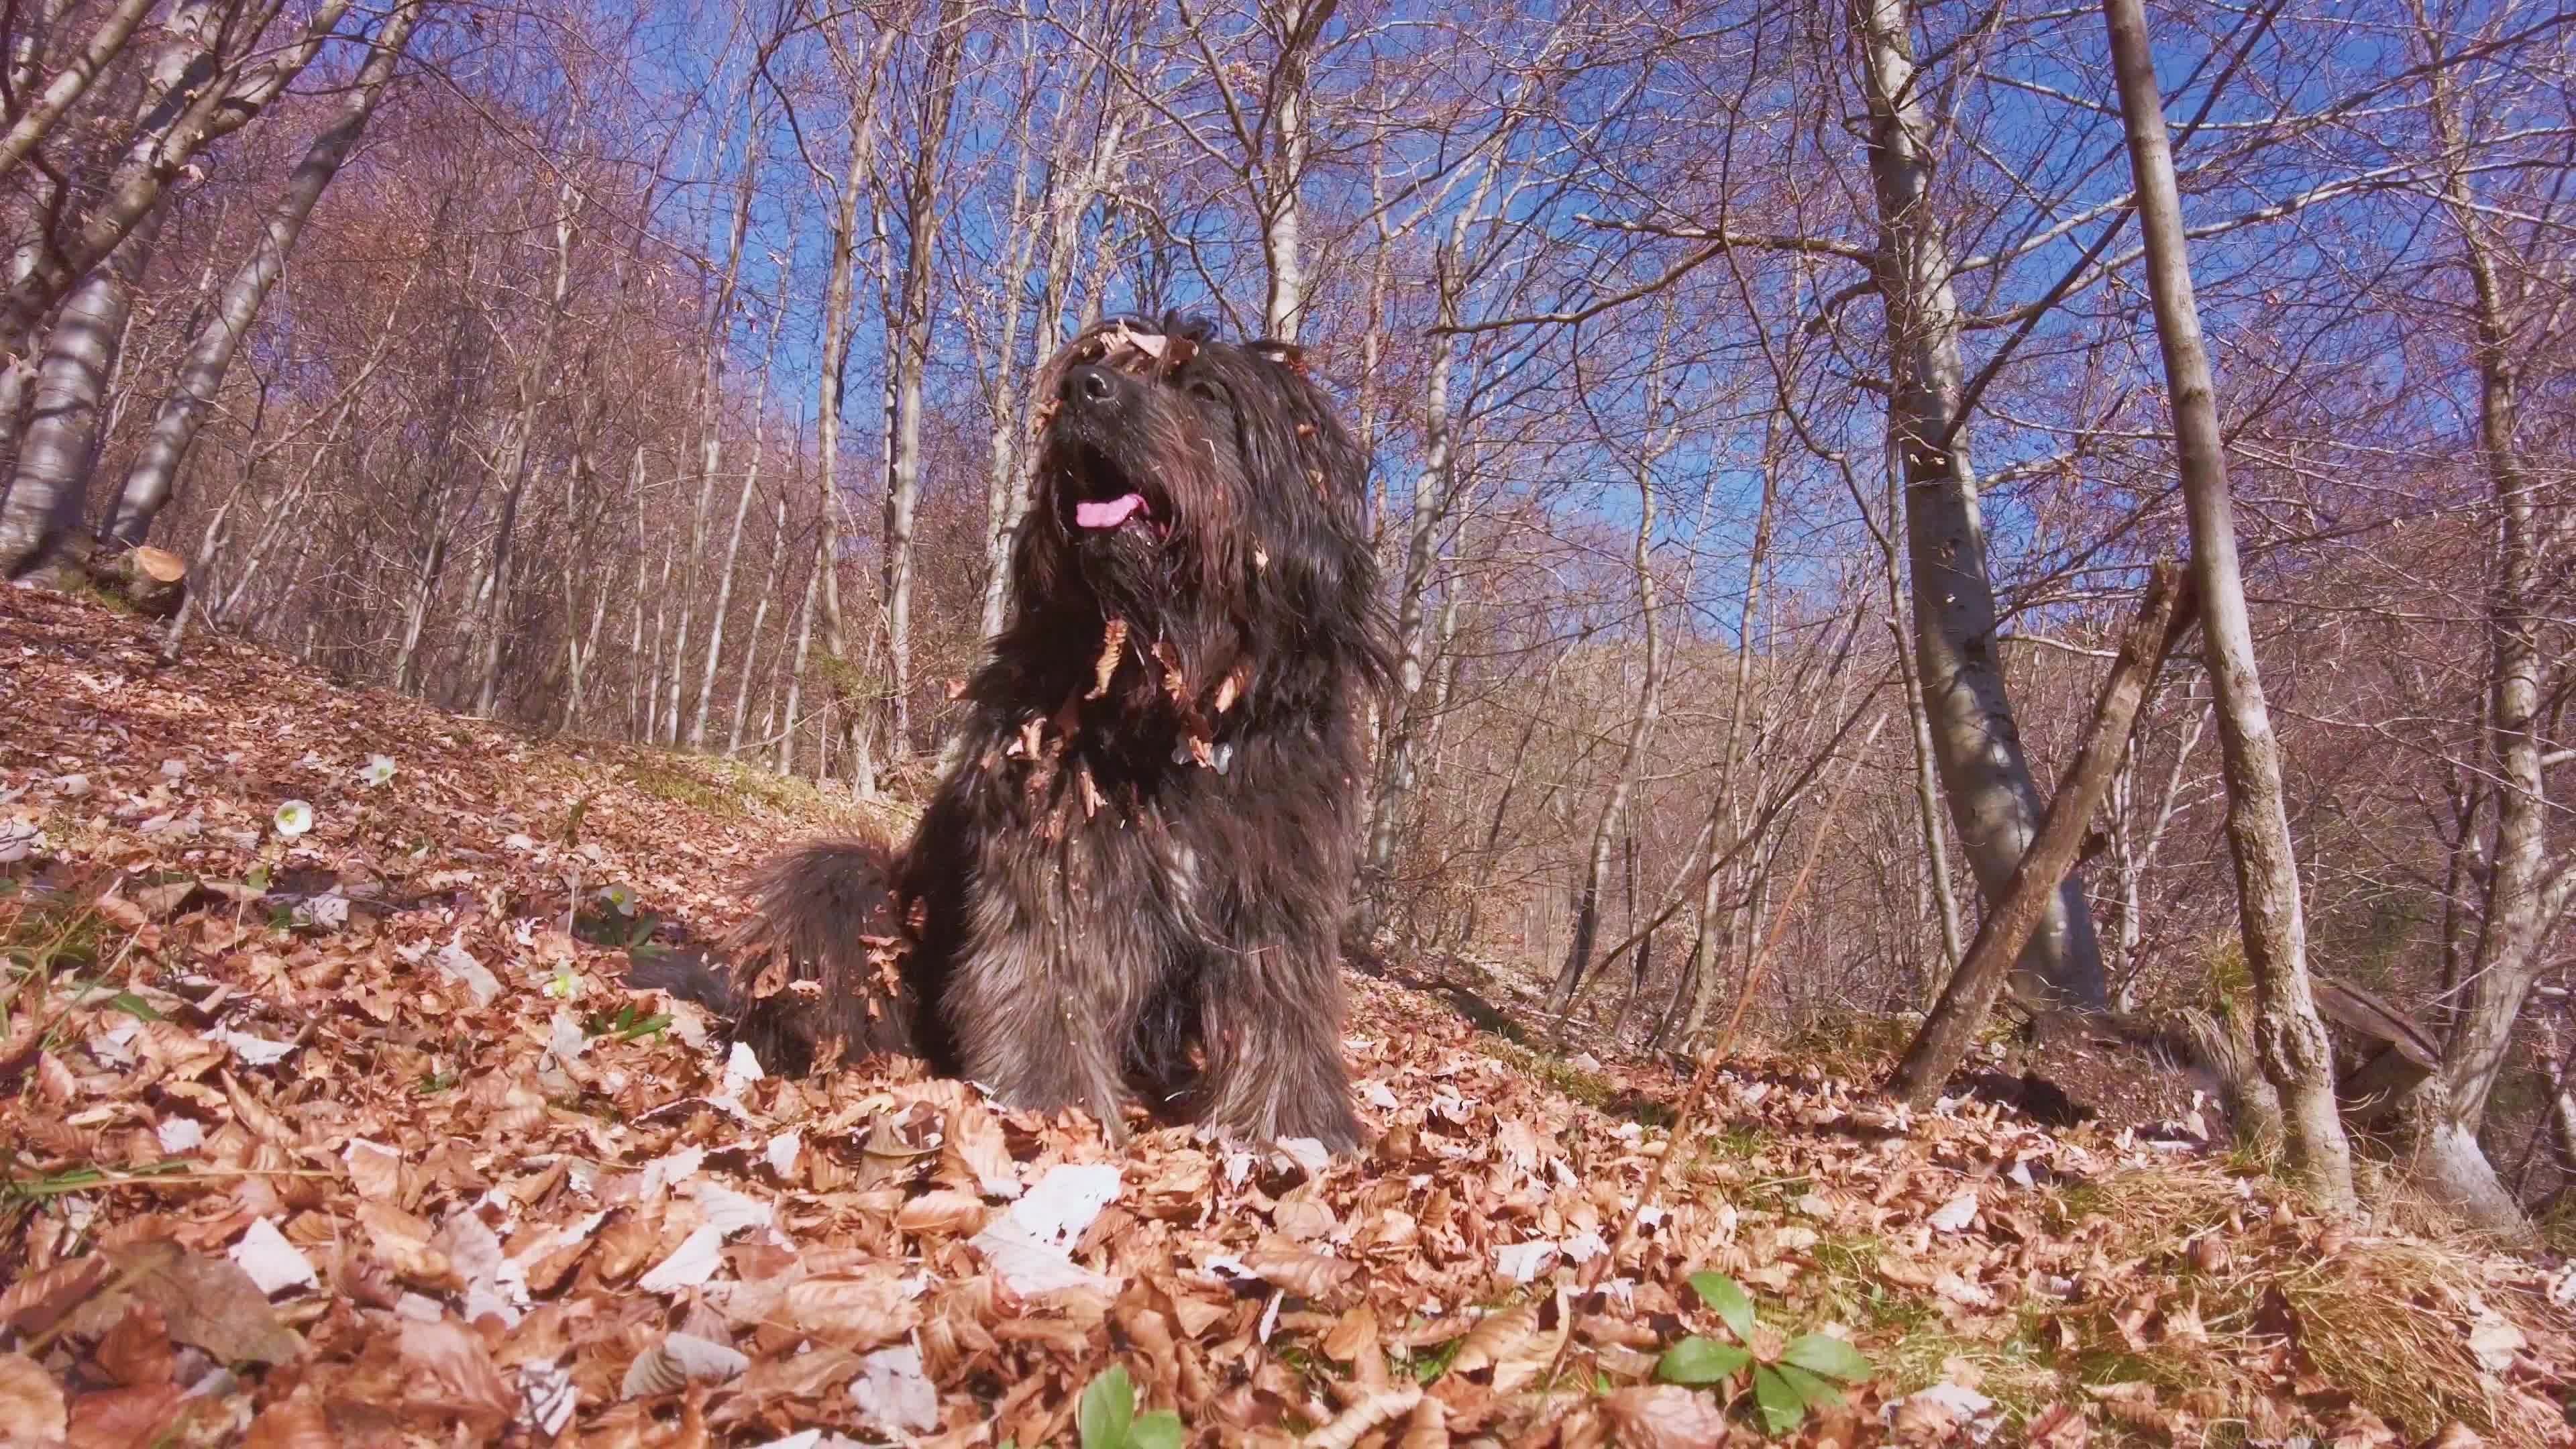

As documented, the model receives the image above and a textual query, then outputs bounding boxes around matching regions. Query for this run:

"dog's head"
[1010,313,1391,709]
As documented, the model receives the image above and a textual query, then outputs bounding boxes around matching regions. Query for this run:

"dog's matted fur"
[722,312,1392,1150]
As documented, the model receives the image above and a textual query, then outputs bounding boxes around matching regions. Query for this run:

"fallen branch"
[1886,561,2198,1106]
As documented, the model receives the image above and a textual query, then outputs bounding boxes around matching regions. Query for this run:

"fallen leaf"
[0,1352,67,1441]
[850,1344,941,1436]
[1600,1383,1732,1448]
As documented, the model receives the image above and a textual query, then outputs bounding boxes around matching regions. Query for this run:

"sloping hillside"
[2,583,2571,1448]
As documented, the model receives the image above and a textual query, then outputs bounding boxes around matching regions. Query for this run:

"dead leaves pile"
[4,585,2575,1448]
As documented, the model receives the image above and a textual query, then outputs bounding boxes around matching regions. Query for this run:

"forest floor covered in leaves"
[3,582,2574,1449]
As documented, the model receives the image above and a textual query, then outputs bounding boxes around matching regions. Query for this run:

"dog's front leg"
[944,934,1138,1139]
[1197,939,1364,1154]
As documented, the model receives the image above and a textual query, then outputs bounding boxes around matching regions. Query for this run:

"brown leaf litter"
[2,583,2572,1447]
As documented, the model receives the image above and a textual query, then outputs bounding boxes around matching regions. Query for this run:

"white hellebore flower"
[360,755,397,788]
[272,800,315,839]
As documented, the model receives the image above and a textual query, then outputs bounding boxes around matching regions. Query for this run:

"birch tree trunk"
[2374,29,2559,1236]
[1852,0,2106,1011]
[2101,0,2355,1212]
[107,0,424,547]
[807,17,902,797]
[881,0,968,768]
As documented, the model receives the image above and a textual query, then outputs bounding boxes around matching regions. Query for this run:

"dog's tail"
[709,838,927,1077]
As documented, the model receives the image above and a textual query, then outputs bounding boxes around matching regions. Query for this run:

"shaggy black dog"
[718,313,1392,1152]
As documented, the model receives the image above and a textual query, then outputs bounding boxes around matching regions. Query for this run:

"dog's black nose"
[1061,365,1115,405]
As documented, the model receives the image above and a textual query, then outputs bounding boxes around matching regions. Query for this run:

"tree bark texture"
[2102,0,2356,1212]
[1852,0,2107,1012]
[0,1,354,396]
[0,203,160,578]
[1888,564,2192,1106]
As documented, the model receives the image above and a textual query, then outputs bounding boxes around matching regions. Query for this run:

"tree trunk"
[979,89,1130,642]
[1360,160,1500,930]
[1258,0,1333,343]
[1679,445,1778,1046]
[0,203,161,579]
[881,0,968,769]
[1882,445,1964,990]
[107,0,422,547]
[729,488,789,756]
[811,18,902,798]
[86,543,185,617]
[973,86,1049,646]
[777,531,824,777]
[2370,28,2559,1236]
[1853,0,2106,1011]
[2102,0,2355,1212]
[690,235,788,751]
[1889,564,2192,1105]
[0,0,355,472]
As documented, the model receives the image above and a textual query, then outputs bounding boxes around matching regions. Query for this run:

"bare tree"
[2101,0,2355,1212]
[785,5,903,794]
[109,0,425,549]
[1851,0,2106,1012]
[2375,7,2574,1236]
[0,0,160,184]
[879,0,968,766]
[0,1,356,561]
[1548,325,1680,1021]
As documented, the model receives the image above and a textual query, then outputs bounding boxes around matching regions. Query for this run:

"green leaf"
[1751,1364,1809,1436]
[612,1011,672,1042]
[108,991,164,1022]
[1128,1409,1185,1449]
[1772,1360,1847,1412]
[1654,1335,1752,1386]
[1781,1332,1872,1385]
[1078,1366,1134,1449]
[1687,1271,1758,1342]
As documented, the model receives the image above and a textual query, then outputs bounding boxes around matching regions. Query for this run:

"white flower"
[272,800,315,838]
[601,883,637,916]
[359,755,396,788]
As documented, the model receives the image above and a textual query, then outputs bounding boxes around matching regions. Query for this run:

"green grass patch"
[628,757,735,815]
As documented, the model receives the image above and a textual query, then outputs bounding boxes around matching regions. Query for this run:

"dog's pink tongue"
[1074,492,1146,530]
